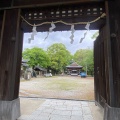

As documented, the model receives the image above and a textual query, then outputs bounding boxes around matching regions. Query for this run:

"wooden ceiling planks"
[22,3,104,20]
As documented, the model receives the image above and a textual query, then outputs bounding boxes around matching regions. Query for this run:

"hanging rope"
[21,13,106,27]
[23,13,106,44]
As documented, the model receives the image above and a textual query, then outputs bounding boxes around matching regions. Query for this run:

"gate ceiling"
[21,2,105,32]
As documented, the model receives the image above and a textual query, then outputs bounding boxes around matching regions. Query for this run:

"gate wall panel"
[111,32,120,107]
[94,25,109,107]
[110,7,120,107]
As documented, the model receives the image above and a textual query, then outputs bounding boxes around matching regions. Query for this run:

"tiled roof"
[34,66,47,71]
[66,62,83,68]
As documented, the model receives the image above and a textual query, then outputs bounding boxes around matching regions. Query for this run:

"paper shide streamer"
[21,13,106,44]
[79,22,90,43]
[28,24,37,43]
[44,22,56,41]
[70,25,75,44]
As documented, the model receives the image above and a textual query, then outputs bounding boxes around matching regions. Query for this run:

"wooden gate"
[1,0,120,120]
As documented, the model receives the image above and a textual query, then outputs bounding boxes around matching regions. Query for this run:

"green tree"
[91,31,99,39]
[47,43,72,74]
[22,47,50,68]
[74,49,94,75]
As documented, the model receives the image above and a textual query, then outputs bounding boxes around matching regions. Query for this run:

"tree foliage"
[91,31,99,39]
[74,49,94,75]
[47,43,72,73]
[22,47,50,68]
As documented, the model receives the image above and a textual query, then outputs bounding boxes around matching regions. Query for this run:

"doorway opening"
[19,29,98,101]
[18,2,105,118]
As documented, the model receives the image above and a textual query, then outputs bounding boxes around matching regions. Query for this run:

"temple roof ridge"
[66,62,83,68]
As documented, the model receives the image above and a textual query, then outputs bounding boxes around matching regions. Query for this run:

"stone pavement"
[18,99,104,120]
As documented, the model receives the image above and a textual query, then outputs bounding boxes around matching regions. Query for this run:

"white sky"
[23,30,98,55]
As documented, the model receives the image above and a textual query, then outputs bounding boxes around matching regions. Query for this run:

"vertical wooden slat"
[14,25,23,99]
[0,11,5,57]
[0,10,6,100]
[105,1,115,107]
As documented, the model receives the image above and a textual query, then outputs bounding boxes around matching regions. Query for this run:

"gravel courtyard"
[19,76,94,101]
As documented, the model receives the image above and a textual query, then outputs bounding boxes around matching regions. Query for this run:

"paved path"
[18,99,103,120]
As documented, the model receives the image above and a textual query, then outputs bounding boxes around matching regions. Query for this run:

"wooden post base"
[104,103,120,120]
[0,98,20,120]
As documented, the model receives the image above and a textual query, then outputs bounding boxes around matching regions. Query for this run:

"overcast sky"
[23,30,98,55]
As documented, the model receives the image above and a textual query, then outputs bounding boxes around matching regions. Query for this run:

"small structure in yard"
[34,66,47,76]
[21,59,32,80]
[66,62,83,75]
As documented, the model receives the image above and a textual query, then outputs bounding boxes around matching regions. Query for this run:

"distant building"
[34,66,47,76]
[21,59,31,80]
[66,62,83,75]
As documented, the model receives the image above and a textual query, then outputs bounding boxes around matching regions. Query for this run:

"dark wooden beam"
[0,9,23,101]
[0,0,13,8]
[13,0,104,7]
[0,0,104,10]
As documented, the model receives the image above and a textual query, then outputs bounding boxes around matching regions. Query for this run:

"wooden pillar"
[0,9,23,120]
[104,0,120,120]
[105,0,120,108]
[105,1,115,107]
